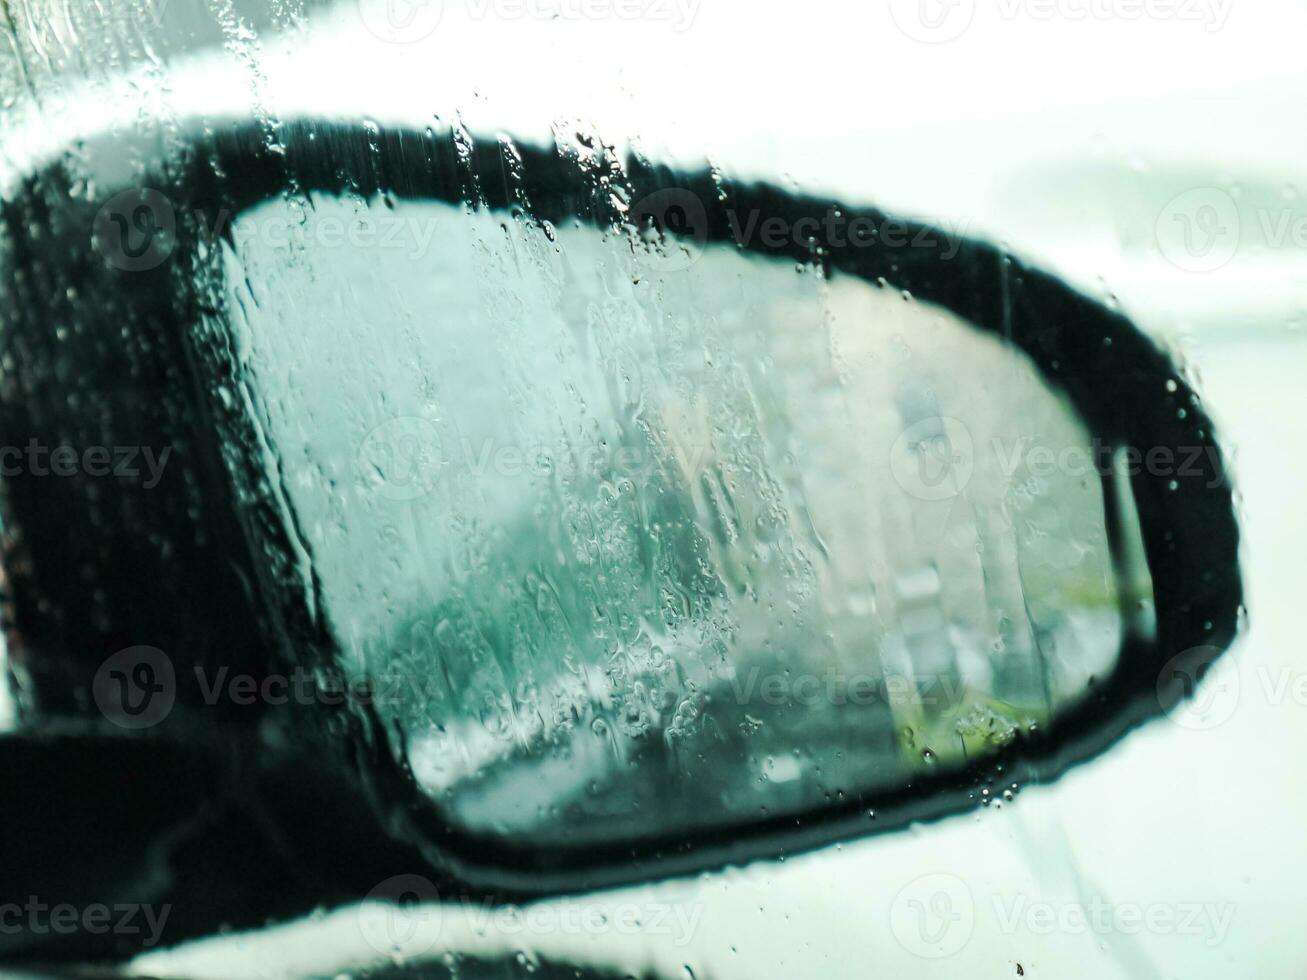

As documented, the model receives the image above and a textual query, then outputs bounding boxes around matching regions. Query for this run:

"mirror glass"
[217,191,1149,847]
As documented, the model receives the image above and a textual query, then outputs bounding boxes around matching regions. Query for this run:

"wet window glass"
[0,2,1292,978]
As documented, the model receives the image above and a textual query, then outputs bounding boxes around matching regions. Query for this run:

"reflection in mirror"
[219,192,1151,847]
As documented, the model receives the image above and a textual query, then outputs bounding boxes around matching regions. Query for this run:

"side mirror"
[0,119,1241,912]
